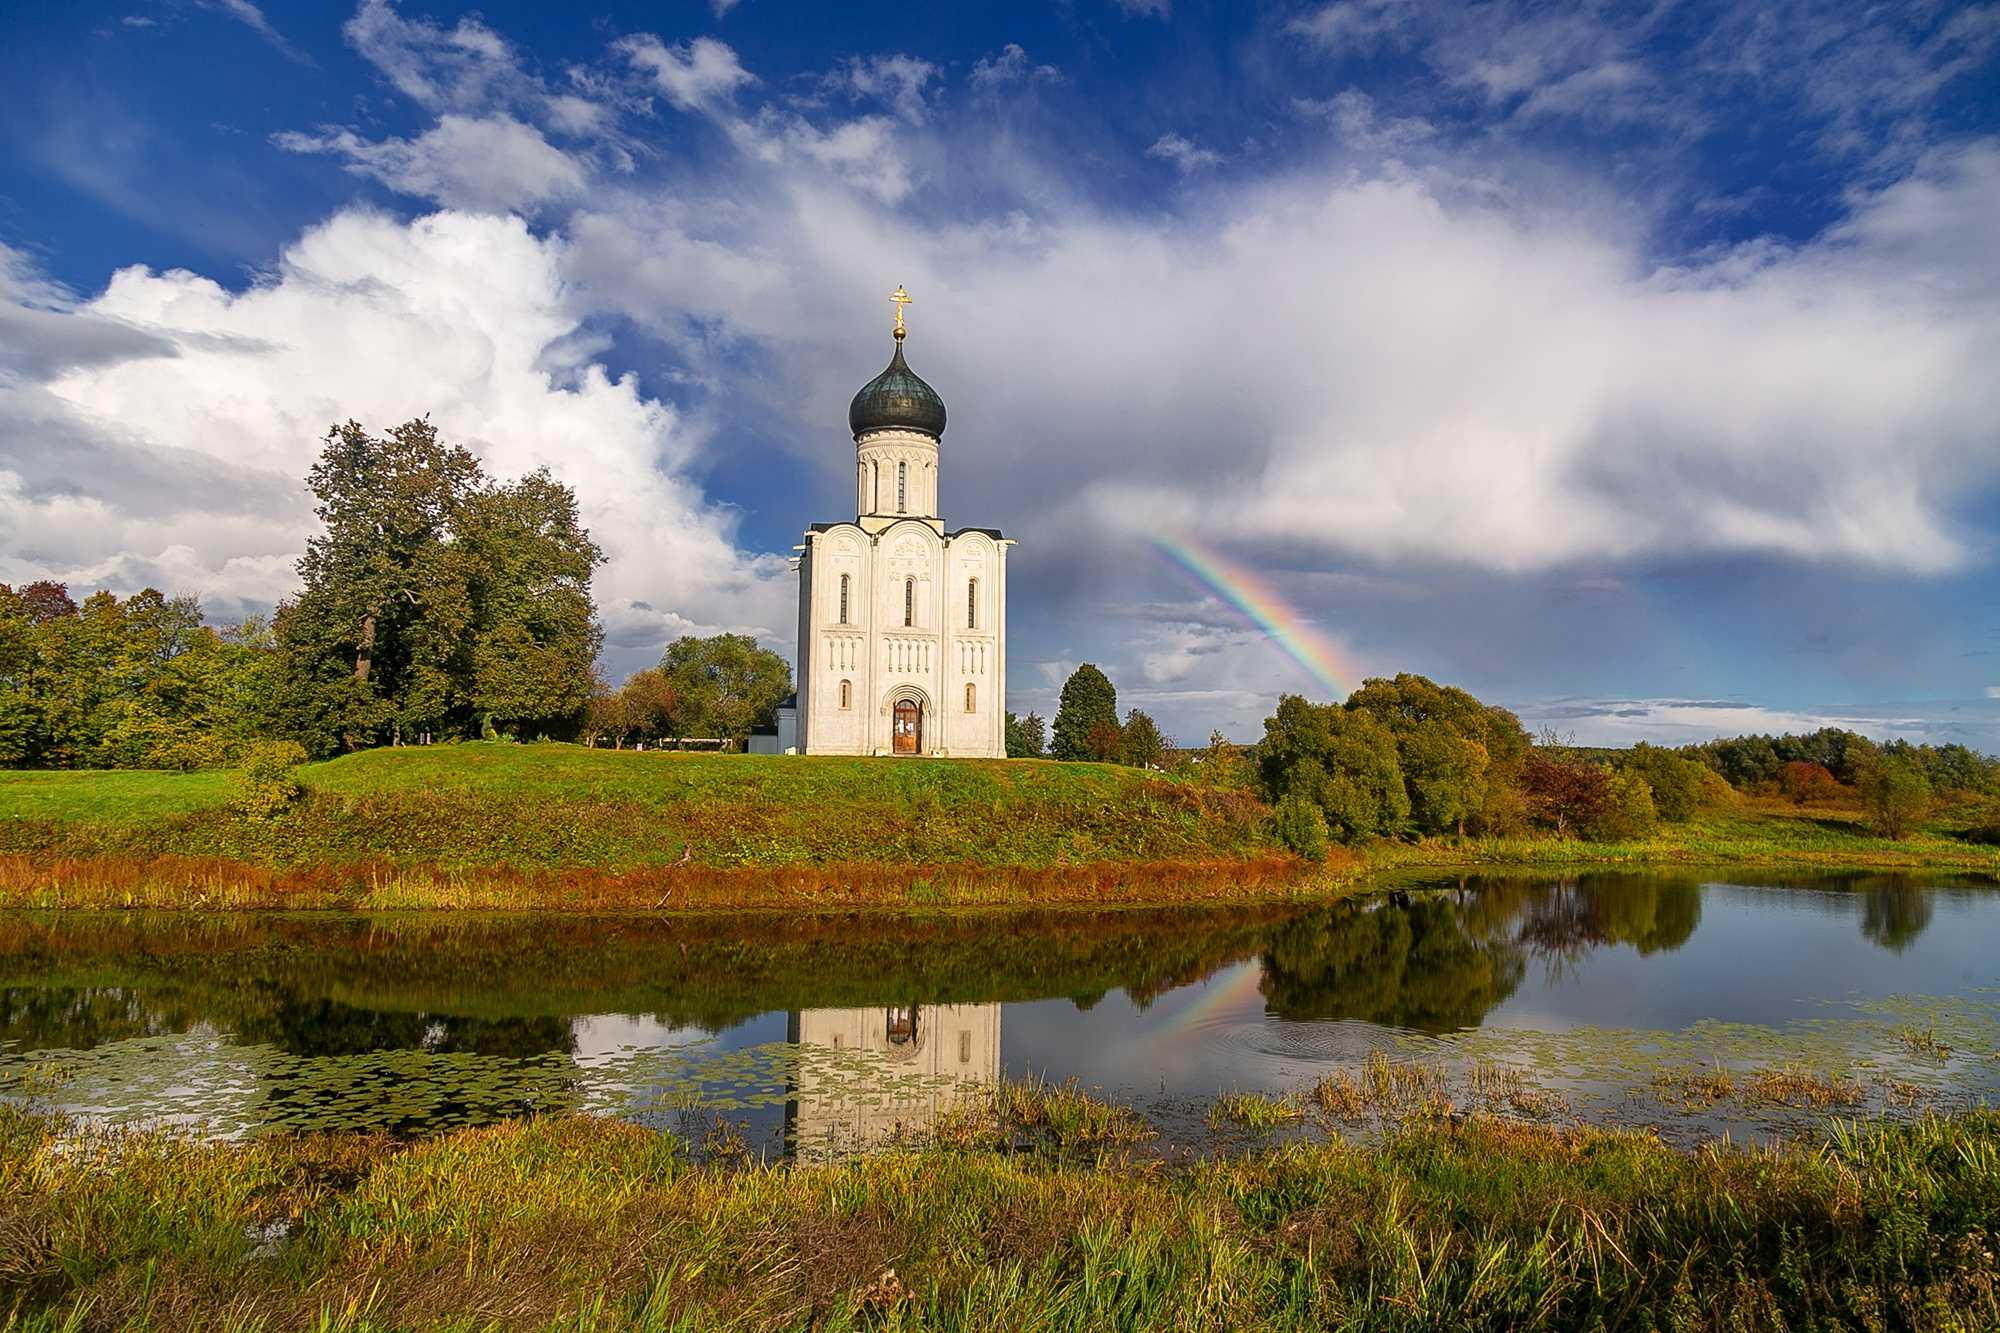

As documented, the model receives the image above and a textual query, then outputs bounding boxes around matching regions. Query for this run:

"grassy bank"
[1367,795,2000,877]
[3,1104,1996,1331]
[0,745,1304,910]
[0,746,1993,911]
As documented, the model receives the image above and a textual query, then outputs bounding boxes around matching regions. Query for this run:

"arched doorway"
[892,699,922,754]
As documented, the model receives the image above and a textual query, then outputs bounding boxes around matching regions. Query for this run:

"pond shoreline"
[1,841,1993,912]
[4,1105,1995,1329]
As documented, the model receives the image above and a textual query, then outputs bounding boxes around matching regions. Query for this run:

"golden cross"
[889,284,912,339]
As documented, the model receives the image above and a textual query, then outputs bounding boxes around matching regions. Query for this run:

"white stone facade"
[794,422,1011,757]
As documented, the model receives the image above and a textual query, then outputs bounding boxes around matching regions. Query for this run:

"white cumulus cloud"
[3,211,790,654]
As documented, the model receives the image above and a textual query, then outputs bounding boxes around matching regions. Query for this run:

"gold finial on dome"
[889,284,912,340]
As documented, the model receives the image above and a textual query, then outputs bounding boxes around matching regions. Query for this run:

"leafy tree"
[1520,753,1612,838]
[1592,769,1660,840]
[1121,709,1166,768]
[657,634,791,743]
[1004,709,1046,758]
[1346,674,1523,837]
[1083,717,1125,763]
[1856,753,1931,839]
[1627,743,1713,822]
[0,583,277,768]
[1780,760,1843,806]
[1258,694,1409,841]
[275,419,602,753]
[617,667,682,745]
[1050,664,1118,761]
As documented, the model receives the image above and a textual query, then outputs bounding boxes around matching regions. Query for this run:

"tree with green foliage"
[1258,694,1410,841]
[1121,709,1166,768]
[1050,664,1118,761]
[0,582,278,769]
[1592,769,1660,840]
[1346,674,1527,837]
[275,419,603,754]
[657,634,791,743]
[1856,753,1931,839]
[1271,791,1331,861]
[1004,710,1046,758]
[1626,743,1714,822]
[617,667,683,745]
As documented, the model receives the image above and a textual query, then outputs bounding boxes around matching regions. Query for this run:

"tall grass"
[3,1106,1996,1330]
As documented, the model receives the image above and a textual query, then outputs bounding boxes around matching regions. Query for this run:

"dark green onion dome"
[848,337,947,439]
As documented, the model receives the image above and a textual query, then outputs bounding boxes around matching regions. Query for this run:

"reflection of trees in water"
[0,987,180,1052]
[1259,898,1528,1033]
[1860,884,1934,953]
[1514,876,1702,976]
[238,996,577,1060]
[1260,877,1709,1029]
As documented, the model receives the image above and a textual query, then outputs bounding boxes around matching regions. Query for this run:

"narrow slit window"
[897,461,907,512]
[838,574,850,624]
[967,578,978,629]
[904,577,915,627]
[965,683,976,712]
[840,679,851,709]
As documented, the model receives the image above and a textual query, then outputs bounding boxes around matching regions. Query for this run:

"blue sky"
[2,0,1997,747]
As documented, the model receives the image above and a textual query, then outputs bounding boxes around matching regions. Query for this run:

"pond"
[3,871,1997,1157]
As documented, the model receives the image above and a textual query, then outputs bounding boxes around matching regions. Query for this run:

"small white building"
[792,293,1011,757]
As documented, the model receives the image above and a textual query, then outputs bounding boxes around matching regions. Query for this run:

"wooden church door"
[893,700,921,754]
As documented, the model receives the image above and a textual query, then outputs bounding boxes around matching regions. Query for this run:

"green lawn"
[0,767,234,825]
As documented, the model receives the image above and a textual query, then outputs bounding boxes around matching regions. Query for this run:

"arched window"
[897,461,907,512]
[870,460,879,511]
[837,574,850,624]
[840,679,852,708]
[967,578,978,629]
[965,682,976,712]
[904,576,915,627]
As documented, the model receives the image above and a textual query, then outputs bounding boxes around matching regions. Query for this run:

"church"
[790,289,1011,757]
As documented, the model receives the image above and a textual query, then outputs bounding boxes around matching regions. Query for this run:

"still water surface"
[3,872,1996,1155]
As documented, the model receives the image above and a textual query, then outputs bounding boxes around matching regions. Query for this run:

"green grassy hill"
[0,743,1273,873]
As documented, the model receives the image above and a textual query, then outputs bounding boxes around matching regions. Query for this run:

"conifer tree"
[1050,663,1117,761]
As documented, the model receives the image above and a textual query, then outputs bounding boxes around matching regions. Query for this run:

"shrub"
[144,733,230,772]
[1520,753,1611,838]
[1781,760,1843,806]
[232,740,308,819]
[1857,754,1931,839]
[1271,792,1331,861]
[1591,769,1659,840]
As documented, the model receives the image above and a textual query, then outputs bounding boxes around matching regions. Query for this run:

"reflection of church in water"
[786,1003,1000,1157]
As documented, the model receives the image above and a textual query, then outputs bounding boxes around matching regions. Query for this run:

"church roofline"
[803,519,1007,541]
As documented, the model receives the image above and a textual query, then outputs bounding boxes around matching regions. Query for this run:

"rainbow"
[1150,534,1357,701]
[1155,961,1268,1041]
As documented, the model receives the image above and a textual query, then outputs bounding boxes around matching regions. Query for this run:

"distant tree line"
[1254,676,2000,857]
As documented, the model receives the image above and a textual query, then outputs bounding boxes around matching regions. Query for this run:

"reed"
[3,1106,1996,1330]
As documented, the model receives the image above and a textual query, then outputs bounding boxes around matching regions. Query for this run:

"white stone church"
[788,291,1010,757]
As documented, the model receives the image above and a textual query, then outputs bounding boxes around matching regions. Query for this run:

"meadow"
[2,1101,1995,1331]
[0,744,1992,911]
